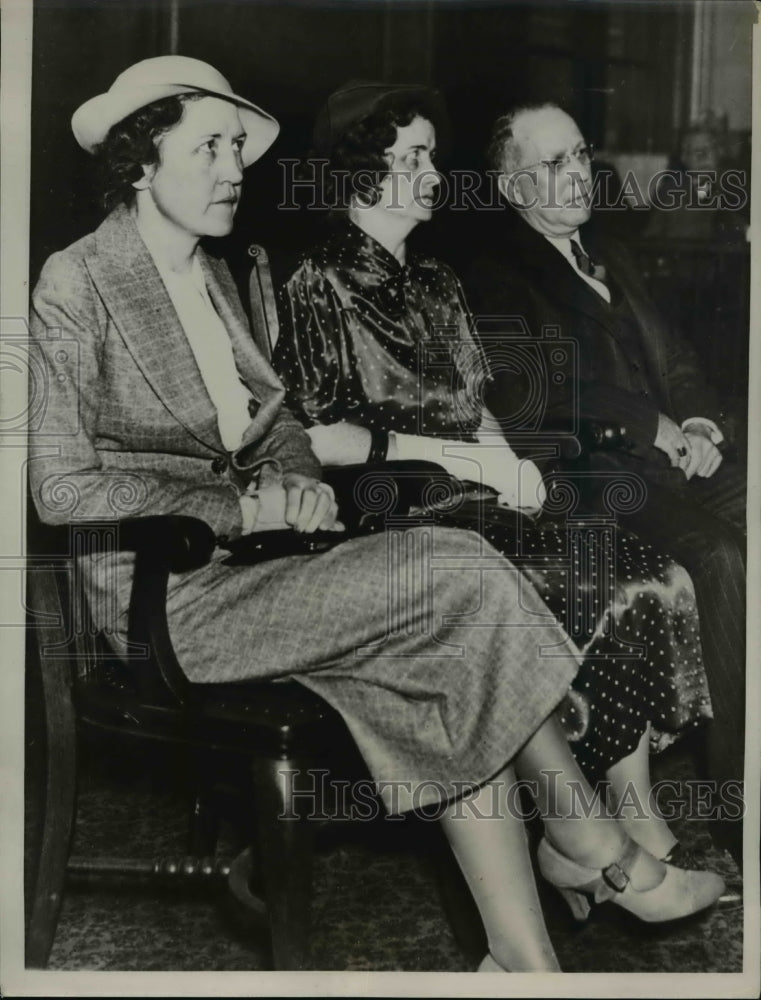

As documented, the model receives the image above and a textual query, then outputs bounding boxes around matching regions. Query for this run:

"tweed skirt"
[151,526,578,812]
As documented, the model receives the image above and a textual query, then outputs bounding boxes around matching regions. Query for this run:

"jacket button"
[247,397,259,418]
[640,389,649,397]
[211,456,228,474]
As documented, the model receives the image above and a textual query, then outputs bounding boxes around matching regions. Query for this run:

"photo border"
[1,1,759,996]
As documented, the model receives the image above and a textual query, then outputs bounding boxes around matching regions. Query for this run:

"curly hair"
[94,93,205,211]
[317,94,436,216]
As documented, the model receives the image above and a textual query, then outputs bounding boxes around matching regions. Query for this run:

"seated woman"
[273,82,718,871]
[30,58,724,975]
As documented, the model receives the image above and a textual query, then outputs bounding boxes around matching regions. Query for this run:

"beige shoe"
[537,836,725,923]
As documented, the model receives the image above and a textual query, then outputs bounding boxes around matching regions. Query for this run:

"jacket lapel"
[504,220,672,407]
[85,207,224,452]
[588,234,668,390]
[198,251,287,452]
[507,221,618,333]
[585,231,672,408]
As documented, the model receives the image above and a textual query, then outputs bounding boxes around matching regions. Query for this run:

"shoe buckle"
[602,861,630,893]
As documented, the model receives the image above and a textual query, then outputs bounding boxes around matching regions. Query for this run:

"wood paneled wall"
[31,0,739,281]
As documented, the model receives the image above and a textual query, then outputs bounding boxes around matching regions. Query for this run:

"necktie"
[570,238,608,286]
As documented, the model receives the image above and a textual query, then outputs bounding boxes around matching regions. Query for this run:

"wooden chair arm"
[546,419,633,461]
[126,517,215,706]
[323,460,455,531]
[29,514,216,707]
[30,514,216,572]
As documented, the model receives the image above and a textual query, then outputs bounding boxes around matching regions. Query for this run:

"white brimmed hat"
[71,55,279,167]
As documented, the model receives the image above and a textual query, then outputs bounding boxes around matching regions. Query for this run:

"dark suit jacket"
[465,215,725,488]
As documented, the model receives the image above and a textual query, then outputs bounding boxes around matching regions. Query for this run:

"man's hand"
[282,474,344,533]
[654,413,692,475]
[683,426,723,479]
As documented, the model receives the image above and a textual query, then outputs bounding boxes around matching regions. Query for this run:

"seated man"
[465,102,747,867]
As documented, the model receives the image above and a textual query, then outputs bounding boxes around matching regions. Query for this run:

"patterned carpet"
[25,726,743,975]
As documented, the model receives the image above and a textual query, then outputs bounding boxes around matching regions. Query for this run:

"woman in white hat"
[30,58,724,974]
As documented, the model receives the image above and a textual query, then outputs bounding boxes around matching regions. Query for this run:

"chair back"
[27,514,110,697]
[247,244,279,359]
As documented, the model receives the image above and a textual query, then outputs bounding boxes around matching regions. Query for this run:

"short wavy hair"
[94,93,204,211]
[318,94,436,215]
[486,101,557,175]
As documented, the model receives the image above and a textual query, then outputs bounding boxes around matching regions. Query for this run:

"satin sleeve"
[274,260,358,427]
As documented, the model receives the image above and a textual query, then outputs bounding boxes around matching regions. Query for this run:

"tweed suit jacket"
[465,215,724,488]
[29,206,321,637]
[30,205,320,533]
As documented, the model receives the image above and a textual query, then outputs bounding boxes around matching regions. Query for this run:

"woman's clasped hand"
[243,475,343,534]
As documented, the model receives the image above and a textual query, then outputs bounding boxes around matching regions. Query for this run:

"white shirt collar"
[544,232,581,259]
[542,231,611,303]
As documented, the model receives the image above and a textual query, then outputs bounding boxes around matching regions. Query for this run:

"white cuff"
[239,495,259,534]
[681,417,723,445]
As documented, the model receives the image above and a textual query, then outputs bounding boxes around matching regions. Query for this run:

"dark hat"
[312,79,450,158]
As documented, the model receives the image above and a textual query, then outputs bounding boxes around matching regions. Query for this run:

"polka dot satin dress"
[273,220,712,780]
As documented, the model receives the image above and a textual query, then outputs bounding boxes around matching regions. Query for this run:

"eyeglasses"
[510,143,596,176]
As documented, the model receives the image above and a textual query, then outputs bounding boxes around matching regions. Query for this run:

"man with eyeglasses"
[464,102,746,870]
